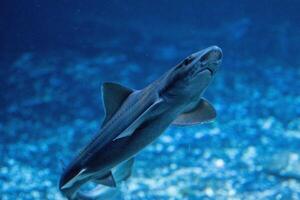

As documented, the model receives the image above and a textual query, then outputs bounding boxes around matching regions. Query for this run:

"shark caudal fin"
[172,98,216,126]
[77,185,123,200]
[101,82,134,127]
[59,158,66,172]
[77,158,134,200]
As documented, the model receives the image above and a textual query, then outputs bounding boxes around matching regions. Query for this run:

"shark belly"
[86,106,177,173]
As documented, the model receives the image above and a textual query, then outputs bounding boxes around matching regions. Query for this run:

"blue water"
[1,1,300,199]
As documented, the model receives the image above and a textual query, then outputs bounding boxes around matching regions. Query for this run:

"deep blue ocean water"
[1,1,300,199]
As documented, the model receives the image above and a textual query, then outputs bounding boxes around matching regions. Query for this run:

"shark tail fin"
[59,158,66,171]
[77,185,123,200]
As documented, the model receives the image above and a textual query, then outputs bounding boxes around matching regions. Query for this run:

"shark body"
[59,46,223,199]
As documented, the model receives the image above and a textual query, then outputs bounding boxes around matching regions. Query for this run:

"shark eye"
[183,57,194,65]
[175,56,194,70]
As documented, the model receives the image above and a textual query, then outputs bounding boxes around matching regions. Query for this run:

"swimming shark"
[59,46,223,199]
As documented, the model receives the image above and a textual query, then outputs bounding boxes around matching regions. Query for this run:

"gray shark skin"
[59,46,223,199]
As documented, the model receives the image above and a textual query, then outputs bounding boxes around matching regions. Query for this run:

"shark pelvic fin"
[112,157,135,183]
[101,82,134,127]
[93,171,117,187]
[93,158,135,188]
[172,98,216,126]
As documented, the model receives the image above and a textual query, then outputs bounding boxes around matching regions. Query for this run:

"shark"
[59,46,223,199]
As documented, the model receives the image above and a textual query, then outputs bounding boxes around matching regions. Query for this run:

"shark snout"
[200,46,222,74]
[201,46,223,63]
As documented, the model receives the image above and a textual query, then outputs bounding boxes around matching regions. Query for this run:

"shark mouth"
[202,59,222,75]
[198,66,214,76]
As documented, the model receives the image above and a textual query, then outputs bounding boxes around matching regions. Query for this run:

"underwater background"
[1,0,300,199]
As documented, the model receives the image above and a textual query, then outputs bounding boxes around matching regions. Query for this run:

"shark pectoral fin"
[172,98,216,126]
[112,158,135,183]
[101,82,134,127]
[113,99,164,141]
[112,129,132,141]
[93,171,117,187]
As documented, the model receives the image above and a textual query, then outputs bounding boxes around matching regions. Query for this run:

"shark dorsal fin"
[101,82,134,127]
[172,98,216,126]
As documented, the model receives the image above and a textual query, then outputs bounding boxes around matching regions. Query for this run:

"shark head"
[189,45,222,76]
[161,46,222,100]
